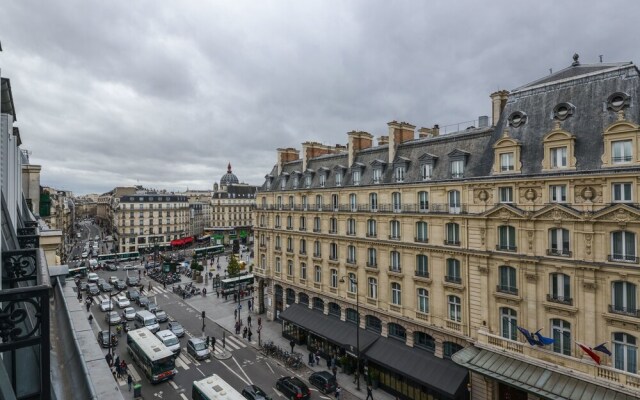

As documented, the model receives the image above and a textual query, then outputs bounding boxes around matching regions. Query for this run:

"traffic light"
[202,311,206,319]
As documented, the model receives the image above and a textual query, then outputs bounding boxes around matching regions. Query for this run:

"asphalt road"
[75,221,331,400]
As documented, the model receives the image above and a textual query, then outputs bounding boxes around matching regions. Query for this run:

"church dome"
[220,163,239,185]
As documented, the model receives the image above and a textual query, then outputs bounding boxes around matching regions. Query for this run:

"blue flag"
[517,326,538,346]
[534,330,555,346]
[593,343,612,356]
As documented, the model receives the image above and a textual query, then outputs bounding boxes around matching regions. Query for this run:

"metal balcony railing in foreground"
[1,247,51,400]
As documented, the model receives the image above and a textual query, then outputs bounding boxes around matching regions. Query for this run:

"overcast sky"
[2,1,639,195]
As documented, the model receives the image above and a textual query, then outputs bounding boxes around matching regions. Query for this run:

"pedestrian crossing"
[94,285,170,303]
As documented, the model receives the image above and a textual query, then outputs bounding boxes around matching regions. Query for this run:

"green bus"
[127,328,177,383]
[98,251,140,263]
[220,273,254,295]
[192,374,244,400]
[193,245,225,258]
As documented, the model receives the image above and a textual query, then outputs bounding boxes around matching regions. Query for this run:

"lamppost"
[108,287,126,356]
[340,275,360,391]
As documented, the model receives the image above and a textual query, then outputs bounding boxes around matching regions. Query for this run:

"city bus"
[220,273,254,295]
[126,327,177,383]
[66,265,88,279]
[98,251,141,263]
[192,374,245,400]
[193,245,225,258]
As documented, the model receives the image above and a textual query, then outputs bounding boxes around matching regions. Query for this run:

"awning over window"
[453,346,638,400]
[364,336,469,399]
[279,304,378,352]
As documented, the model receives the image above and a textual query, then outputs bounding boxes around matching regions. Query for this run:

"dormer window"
[500,153,514,171]
[351,163,364,186]
[553,102,575,121]
[336,172,342,186]
[418,153,437,181]
[394,166,405,182]
[607,92,631,112]
[373,168,382,183]
[319,174,326,187]
[352,170,361,185]
[550,147,567,168]
[451,160,464,178]
[392,156,410,183]
[333,165,346,187]
[280,178,287,190]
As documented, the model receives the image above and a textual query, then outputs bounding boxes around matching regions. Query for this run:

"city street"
[72,221,335,400]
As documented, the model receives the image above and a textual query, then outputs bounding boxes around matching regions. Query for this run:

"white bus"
[192,374,245,400]
[126,327,177,383]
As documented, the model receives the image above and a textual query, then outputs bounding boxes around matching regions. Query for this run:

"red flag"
[576,342,601,365]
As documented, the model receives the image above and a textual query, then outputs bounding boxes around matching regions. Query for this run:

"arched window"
[551,319,571,356]
[388,323,406,341]
[417,288,429,313]
[349,193,357,211]
[299,216,306,231]
[367,248,377,268]
[415,255,428,277]
[392,192,402,212]
[328,302,341,318]
[390,251,401,271]
[549,273,571,304]
[368,277,378,299]
[300,262,307,280]
[285,288,295,305]
[414,332,435,353]
[611,281,637,315]
[299,239,306,254]
[389,220,401,239]
[497,225,517,251]
[330,269,338,288]
[443,342,463,359]
[313,240,321,257]
[418,191,429,211]
[275,215,281,228]
[367,219,377,237]
[346,218,356,236]
[415,221,428,242]
[346,308,359,325]
[446,259,461,284]
[548,228,570,256]
[314,266,322,283]
[500,308,517,340]
[611,231,637,262]
[390,282,402,305]
[315,195,323,210]
[313,297,324,311]
[366,315,382,334]
[369,193,378,211]
[448,295,461,322]
[614,332,638,373]
[347,273,357,293]
[299,293,309,305]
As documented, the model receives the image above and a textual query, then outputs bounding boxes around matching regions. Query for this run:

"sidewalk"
[170,255,395,400]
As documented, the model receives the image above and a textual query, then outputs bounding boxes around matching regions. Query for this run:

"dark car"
[155,309,168,323]
[78,281,88,292]
[87,283,100,296]
[308,371,337,394]
[106,263,118,271]
[126,276,140,287]
[137,296,149,308]
[98,281,112,292]
[114,280,127,290]
[126,289,140,302]
[147,302,158,313]
[97,331,118,348]
[242,384,271,400]
[275,377,310,400]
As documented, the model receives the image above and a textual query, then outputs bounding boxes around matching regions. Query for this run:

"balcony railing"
[608,254,639,263]
[608,304,640,318]
[388,266,402,273]
[414,237,429,243]
[547,249,572,257]
[415,270,430,278]
[444,239,461,246]
[1,247,51,399]
[366,262,377,268]
[497,285,519,296]
[255,203,467,215]
[445,275,462,284]
[547,294,573,306]
[496,244,517,252]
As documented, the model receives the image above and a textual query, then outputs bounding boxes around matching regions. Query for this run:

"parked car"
[123,264,139,271]
[116,295,130,309]
[126,289,140,302]
[167,321,184,337]
[87,273,99,283]
[275,377,310,400]
[98,281,112,292]
[242,384,271,400]
[114,280,127,290]
[155,330,181,355]
[147,302,158,313]
[308,371,337,394]
[155,310,168,323]
[87,283,100,296]
[109,276,118,285]
[187,338,210,360]
[105,311,122,325]
[78,281,88,292]
[137,296,149,308]
[97,331,118,348]
[126,276,139,287]
[100,299,114,312]
[123,307,136,321]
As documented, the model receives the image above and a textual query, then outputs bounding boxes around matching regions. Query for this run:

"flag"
[517,326,538,346]
[576,342,601,365]
[593,343,612,356]
[534,330,555,346]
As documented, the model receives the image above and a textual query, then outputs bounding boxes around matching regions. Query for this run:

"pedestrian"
[105,352,113,367]
[248,329,252,342]
[332,364,337,378]
[206,336,210,348]
[243,326,248,339]
[127,374,133,392]
[315,350,320,366]
[248,299,252,311]
[290,339,295,354]
[247,315,251,327]
[258,316,262,326]
[308,352,315,366]
[115,355,120,370]
[182,291,186,300]
[121,360,127,375]
[115,361,121,378]
[86,302,91,312]
[148,282,152,291]
[216,290,220,298]
[88,314,93,324]
[234,309,238,320]
[335,385,341,399]
[163,281,166,289]
[212,336,216,351]
[203,288,207,296]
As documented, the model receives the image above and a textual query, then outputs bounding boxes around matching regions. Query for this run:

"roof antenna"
[599,55,603,63]
[549,68,553,75]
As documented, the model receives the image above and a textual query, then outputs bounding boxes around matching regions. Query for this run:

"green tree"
[227,254,241,277]
[191,256,204,273]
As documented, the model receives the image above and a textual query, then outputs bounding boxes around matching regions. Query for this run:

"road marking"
[175,357,190,370]
[232,356,252,385]
[266,361,274,374]
[180,394,188,400]
[219,359,250,386]
[169,380,178,389]
[128,363,142,382]
[196,367,206,377]
[178,353,191,365]
[227,335,247,348]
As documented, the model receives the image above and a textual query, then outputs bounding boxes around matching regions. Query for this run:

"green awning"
[453,346,638,400]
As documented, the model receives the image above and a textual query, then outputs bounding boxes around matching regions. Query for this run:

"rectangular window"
[372,168,382,184]
[421,164,432,180]
[319,174,326,187]
[305,175,311,188]
[300,263,307,280]
[335,172,342,186]
[500,153,514,171]
[613,183,633,202]
[390,251,401,271]
[550,185,567,203]
[451,160,464,178]
[499,187,513,203]
[367,248,377,267]
[392,192,402,213]
[332,194,339,211]
[352,170,361,185]
[394,166,405,182]
[612,140,633,164]
[551,147,567,168]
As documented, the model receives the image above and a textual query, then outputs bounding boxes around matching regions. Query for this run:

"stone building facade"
[253,57,640,399]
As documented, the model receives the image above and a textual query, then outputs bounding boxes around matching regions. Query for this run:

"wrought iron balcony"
[444,239,461,246]
[497,285,519,296]
[547,294,573,306]
[608,304,640,318]
[496,244,517,252]
[415,270,430,278]
[546,249,572,257]
[608,254,639,263]
[1,247,51,399]
[414,236,429,243]
[445,275,462,284]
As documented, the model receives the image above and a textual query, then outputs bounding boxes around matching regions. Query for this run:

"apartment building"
[253,57,640,400]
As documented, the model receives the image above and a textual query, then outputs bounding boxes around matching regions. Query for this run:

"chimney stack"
[276,147,300,175]
[387,121,415,164]
[301,142,335,172]
[378,136,389,146]
[418,127,431,138]
[432,124,439,137]
[347,131,374,167]
[490,90,509,126]
[478,115,489,128]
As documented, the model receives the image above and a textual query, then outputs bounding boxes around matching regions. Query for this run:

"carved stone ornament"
[480,228,486,245]
[614,209,634,228]
[499,209,512,223]
[584,233,593,255]
[583,280,597,291]
[478,190,489,202]
[474,189,493,204]
[525,272,538,282]
[525,189,537,201]
[574,185,602,204]
[477,265,488,275]
[527,231,534,251]
[519,187,542,205]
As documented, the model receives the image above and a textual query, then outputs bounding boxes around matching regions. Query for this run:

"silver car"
[187,338,210,360]
[123,307,136,321]
[168,321,184,337]
[105,311,122,325]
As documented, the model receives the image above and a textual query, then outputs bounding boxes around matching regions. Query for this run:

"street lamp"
[339,275,360,391]
[108,287,126,356]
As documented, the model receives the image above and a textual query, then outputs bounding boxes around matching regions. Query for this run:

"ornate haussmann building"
[253,58,640,400]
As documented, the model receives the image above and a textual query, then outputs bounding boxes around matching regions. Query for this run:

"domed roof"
[220,162,239,185]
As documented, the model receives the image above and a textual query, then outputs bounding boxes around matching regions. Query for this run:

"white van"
[155,330,181,355]
[134,310,159,333]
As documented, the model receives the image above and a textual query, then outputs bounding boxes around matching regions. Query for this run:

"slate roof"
[260,59,640,191]
[213,184,257,199]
